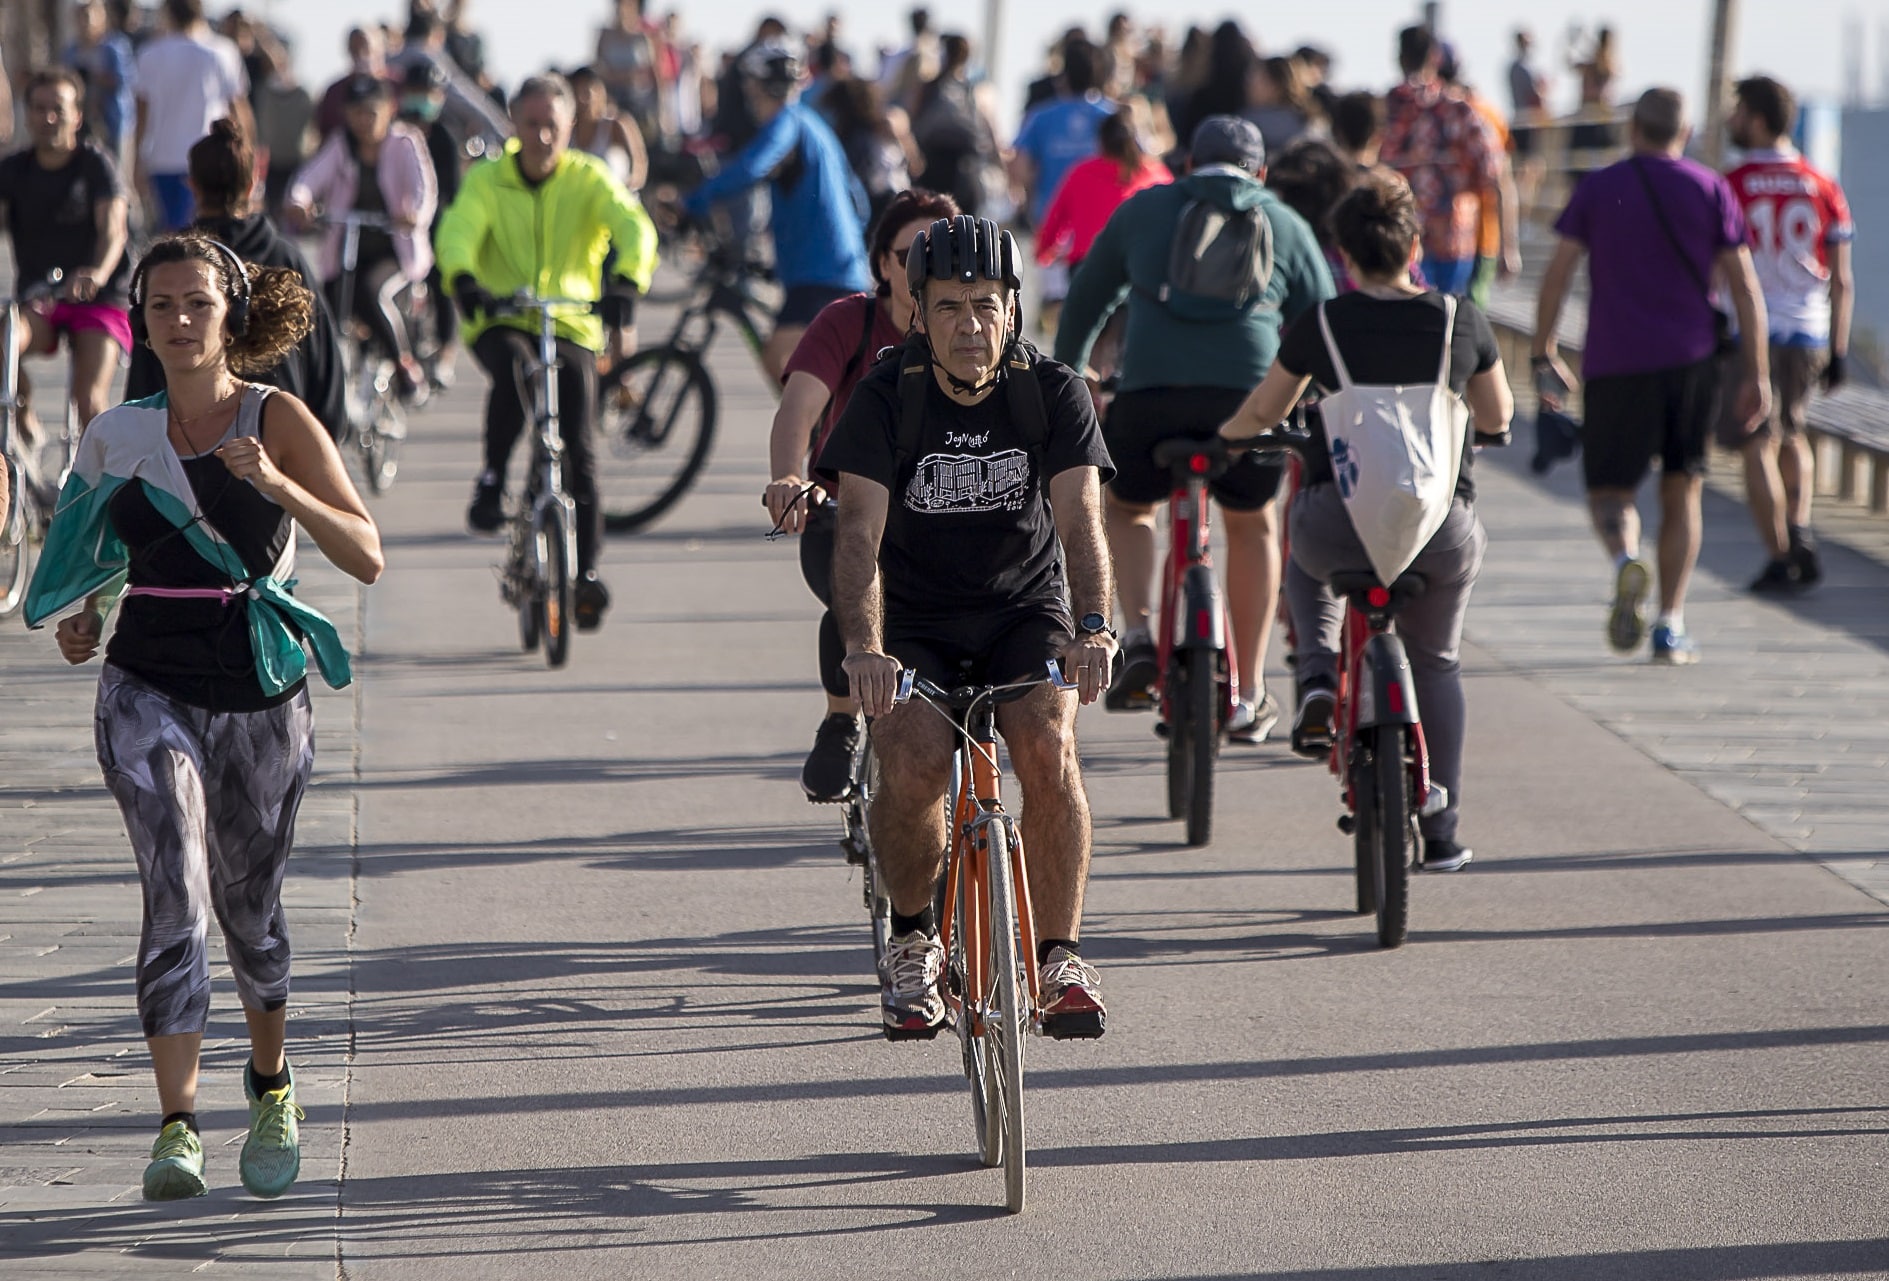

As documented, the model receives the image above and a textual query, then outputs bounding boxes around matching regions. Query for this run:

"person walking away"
[682,48,871,383]
[65,0,138,180]
[0,68,134,485]
[1437,46,1522,308]
[1722,75,1854,591]
[1379,25,1505,299]
[1506,29,1548,209]
[1243,56,1317,157]
[1010,38,1115,331]
[763,188,958,802]
[1217,167,1512,871]
[909,33,1004,217]
[285,76,438,404]
[1266,134,1362,292]
[821,77,917,229]
[123,119,349,444]
[1534,88,1770,665]
[23,231,383,1203]
[134,0,253,232]
[817,214,1118,1039]
[438,73,657,629]
[1055,116,1335,741]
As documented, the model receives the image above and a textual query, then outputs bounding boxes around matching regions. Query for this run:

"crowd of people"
[0,0,1861,1211]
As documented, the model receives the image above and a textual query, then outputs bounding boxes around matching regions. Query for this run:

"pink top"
[287,123,438,285]
[1035,154,1173,268]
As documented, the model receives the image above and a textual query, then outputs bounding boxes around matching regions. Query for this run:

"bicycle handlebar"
[4,269,66,305]
[894,659,1079,712]
[484,291,603,318]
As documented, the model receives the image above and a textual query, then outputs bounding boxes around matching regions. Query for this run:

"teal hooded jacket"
[1052,169,1334,393]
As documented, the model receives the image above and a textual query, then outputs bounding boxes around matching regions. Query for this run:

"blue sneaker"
[1650,624,1699,666]
[240,1063,304,1198]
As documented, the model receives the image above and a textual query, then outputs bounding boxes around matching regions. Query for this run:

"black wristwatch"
[1077,611,1116,639]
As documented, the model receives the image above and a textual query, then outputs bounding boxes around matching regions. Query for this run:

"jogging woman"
[24,232,383,1201]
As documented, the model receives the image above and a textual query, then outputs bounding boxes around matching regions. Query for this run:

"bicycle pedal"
[882,1020,946,1043]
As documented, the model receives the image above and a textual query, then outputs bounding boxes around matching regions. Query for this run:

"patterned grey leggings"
[94,666,315,1038]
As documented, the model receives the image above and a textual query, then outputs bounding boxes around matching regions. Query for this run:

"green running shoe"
[143,1120,207,1200]
[240,1064,304,1199]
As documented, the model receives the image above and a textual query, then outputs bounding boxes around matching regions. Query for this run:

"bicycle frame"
[522,302,579,552]
[647,247,772,365]
[1154,461,1237,730]
[1333,592,1437,818]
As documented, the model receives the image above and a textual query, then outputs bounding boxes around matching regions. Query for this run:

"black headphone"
[128,237,253,345]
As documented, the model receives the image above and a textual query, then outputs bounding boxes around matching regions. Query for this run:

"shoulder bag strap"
[1630,157,1714,304]
[1315,300,1356,390]
[1435,295,1458,385]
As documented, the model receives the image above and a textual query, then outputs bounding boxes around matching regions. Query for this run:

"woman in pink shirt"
[1036,108,1171,275]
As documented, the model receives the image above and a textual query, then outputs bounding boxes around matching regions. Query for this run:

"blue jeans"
[149,173,195,232]
[1420,255,1477,298]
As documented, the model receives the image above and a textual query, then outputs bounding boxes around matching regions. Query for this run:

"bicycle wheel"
[1370,725,1412,949]
[513,521,541,652]
[0,456,31,618]
[1183,651,1218,847]
[598,347,717,533]
[1164,655,1188,820]
[949,850,999,1168]
[365,393,405,494]
[538,505,575,669]
[984,818,1027,1214]
[1351,742,1377,917]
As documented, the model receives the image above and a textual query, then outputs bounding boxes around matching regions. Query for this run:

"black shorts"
[778,283,859,329]
[1581,357,1721,491]
[1105,386,1284,510]
[884,605,1072,691]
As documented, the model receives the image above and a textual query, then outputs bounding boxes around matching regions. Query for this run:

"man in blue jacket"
[1055,117,1333,742]
[684,47,871,380]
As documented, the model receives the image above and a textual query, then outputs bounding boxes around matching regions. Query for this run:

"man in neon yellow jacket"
[436,71,657,629]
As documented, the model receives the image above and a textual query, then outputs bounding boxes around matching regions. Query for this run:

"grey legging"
[1285,486,1486,841]
[94,665,315,1037]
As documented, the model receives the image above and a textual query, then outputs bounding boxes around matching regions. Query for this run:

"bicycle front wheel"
[949,847,998,1168]
[0,456,32,618]
[1370,725,1412,948]
[984,818,1027,1214]
[365,396,405,494]
[599,347,717,533]
[538,505,575,669]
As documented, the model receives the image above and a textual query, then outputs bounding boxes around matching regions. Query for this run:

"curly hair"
[134,233,314,376]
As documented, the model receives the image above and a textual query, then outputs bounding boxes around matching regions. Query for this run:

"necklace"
[169,384,241,456]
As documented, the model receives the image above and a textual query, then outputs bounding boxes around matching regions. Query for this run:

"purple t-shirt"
[1554,154,1747,380]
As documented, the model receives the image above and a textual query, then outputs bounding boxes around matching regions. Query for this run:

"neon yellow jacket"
[435,140,658,352]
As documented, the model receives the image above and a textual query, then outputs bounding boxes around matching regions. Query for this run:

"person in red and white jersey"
[1722,75,1855,591]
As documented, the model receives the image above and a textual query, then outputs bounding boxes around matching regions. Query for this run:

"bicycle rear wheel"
[1370,725,1412,948]
[537,505,575,668]
[1184,651,1218,847]
[1164,656,1188,820]
[0,455,31,618]
[599,347,717,533]
[984,818,1027,1213]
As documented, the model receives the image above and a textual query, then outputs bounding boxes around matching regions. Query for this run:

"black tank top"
[104,386,304,712]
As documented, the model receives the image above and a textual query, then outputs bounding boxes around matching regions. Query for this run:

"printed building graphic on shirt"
[904,449,1032,513]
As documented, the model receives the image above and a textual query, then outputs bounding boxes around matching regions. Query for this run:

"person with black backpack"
[1054,115,1333,742]
[761,188,958,804]
[815,215,1118,1042]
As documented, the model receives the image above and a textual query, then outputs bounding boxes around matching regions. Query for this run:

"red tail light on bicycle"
[1189,454,1211,474]
[1367,587,1391,608]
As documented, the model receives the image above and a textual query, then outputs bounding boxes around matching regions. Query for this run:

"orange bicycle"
[893,659,1076,1214]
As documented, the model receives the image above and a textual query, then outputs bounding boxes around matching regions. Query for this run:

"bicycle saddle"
[1328,570,1428,612]
[1151,435,1232,481]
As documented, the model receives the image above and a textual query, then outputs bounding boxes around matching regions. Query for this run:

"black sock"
[1038,937,1080,966]
[248,1060,290,1095]
[891,905,936,937]
[161,1111,198,1135]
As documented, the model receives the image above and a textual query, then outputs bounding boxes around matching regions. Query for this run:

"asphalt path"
[4,283,1887,1278]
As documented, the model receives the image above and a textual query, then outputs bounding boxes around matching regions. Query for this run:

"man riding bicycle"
[680,46,871,383]
[286,74,439,404]
[436,72,657,630]
[1055,116,1334,741]
[817,215,1118,1040]
[0,68,133,495]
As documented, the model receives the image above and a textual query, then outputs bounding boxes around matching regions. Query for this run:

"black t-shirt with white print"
[1275,291,1501,501]
[816,351,1114,626]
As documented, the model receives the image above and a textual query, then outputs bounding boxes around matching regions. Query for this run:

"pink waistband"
[123,585,240,602]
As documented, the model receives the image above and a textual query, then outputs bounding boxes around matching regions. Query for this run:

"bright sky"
[258,0,1877,133]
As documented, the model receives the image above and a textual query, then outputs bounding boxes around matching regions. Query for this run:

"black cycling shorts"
[778,284,859,329]
[883,606,1072,691]
[1105,386,1284,510]
[1580,357,1721,491]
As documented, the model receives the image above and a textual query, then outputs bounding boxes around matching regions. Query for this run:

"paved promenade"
[2,290,1886,1278]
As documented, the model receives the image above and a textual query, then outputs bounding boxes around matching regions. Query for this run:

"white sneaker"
[878,929,945,1040]
[1227,691,1281,744]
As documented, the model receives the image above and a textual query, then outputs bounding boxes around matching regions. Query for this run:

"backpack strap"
[1315,301,1356,391]
[1435,295,1458,386]
[1002,337,1050,461]
[839,294,878,392]
[894,332,931,477]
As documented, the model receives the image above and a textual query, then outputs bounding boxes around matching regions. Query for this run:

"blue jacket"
[686,100,871,292]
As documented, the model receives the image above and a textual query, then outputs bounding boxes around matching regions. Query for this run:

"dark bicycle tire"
[0,456,31,618]
[1184,651,1218,847]
[1164,655,1188,820]
[1371,725,1411,948]
[598,346,718,533]
[1351,741,1377,917]
[516,522,541,653]
[539,505,574,669]
[985,818,1027,1213]
[951,852,998,1168]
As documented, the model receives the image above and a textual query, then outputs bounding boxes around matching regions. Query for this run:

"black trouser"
[326,254,413,367]
[798,500,848,698]
[473,325,602,576]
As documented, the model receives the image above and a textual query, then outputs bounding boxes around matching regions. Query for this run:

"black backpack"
[891,333,1049,483]
[1137,196,1277,322]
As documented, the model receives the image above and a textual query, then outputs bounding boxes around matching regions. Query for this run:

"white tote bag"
[1315,296,1471,584]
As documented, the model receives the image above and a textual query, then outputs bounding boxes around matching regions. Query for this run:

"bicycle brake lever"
[1045,658,1078,693]
[893,668,917,705]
